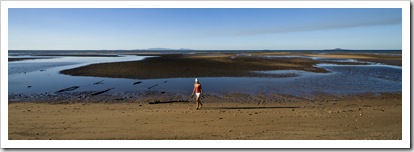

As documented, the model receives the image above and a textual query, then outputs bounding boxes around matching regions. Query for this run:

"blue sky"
[8,8,402,50]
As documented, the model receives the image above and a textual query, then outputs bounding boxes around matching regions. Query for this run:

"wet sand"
[61,54,327,79]
[306,53,402,66]
[61,52,401,79]
[8,93,401,140]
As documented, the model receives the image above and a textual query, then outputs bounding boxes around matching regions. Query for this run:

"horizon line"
[8,49,403,51]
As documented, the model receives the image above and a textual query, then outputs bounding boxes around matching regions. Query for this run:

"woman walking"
[191,78,203,110]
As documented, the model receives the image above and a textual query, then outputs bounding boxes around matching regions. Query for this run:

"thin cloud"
[231,17,401,36]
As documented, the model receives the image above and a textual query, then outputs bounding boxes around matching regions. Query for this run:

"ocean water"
[9,55,151,93]
[9,49,402,56]
[8,50,402,101]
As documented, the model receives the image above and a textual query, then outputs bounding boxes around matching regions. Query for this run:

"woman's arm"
[191,85,195,95]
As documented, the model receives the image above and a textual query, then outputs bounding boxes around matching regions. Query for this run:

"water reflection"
[8,54,402,100]
[9,55,151,94]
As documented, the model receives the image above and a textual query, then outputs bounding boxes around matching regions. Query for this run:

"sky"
[8,8,402,50]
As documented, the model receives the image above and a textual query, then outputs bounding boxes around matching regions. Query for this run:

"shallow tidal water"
[8,52,402,102]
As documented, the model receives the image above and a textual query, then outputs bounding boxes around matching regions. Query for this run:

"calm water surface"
[8,52,402,101]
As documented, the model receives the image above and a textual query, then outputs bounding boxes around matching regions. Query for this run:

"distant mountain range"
[141,48,350,51]
[139,48,194,51]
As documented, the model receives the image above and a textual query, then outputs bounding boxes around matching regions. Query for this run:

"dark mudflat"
[60,53,328,79]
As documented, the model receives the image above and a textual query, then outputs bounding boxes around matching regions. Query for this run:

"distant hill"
[325,48,350,51]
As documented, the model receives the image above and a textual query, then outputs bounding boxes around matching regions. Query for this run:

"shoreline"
[8,90,401,103]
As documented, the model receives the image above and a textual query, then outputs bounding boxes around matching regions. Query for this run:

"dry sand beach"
[9,93,401,140]
[8,51,402,140]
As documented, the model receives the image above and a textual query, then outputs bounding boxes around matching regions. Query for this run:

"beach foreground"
[9,93,401,140]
